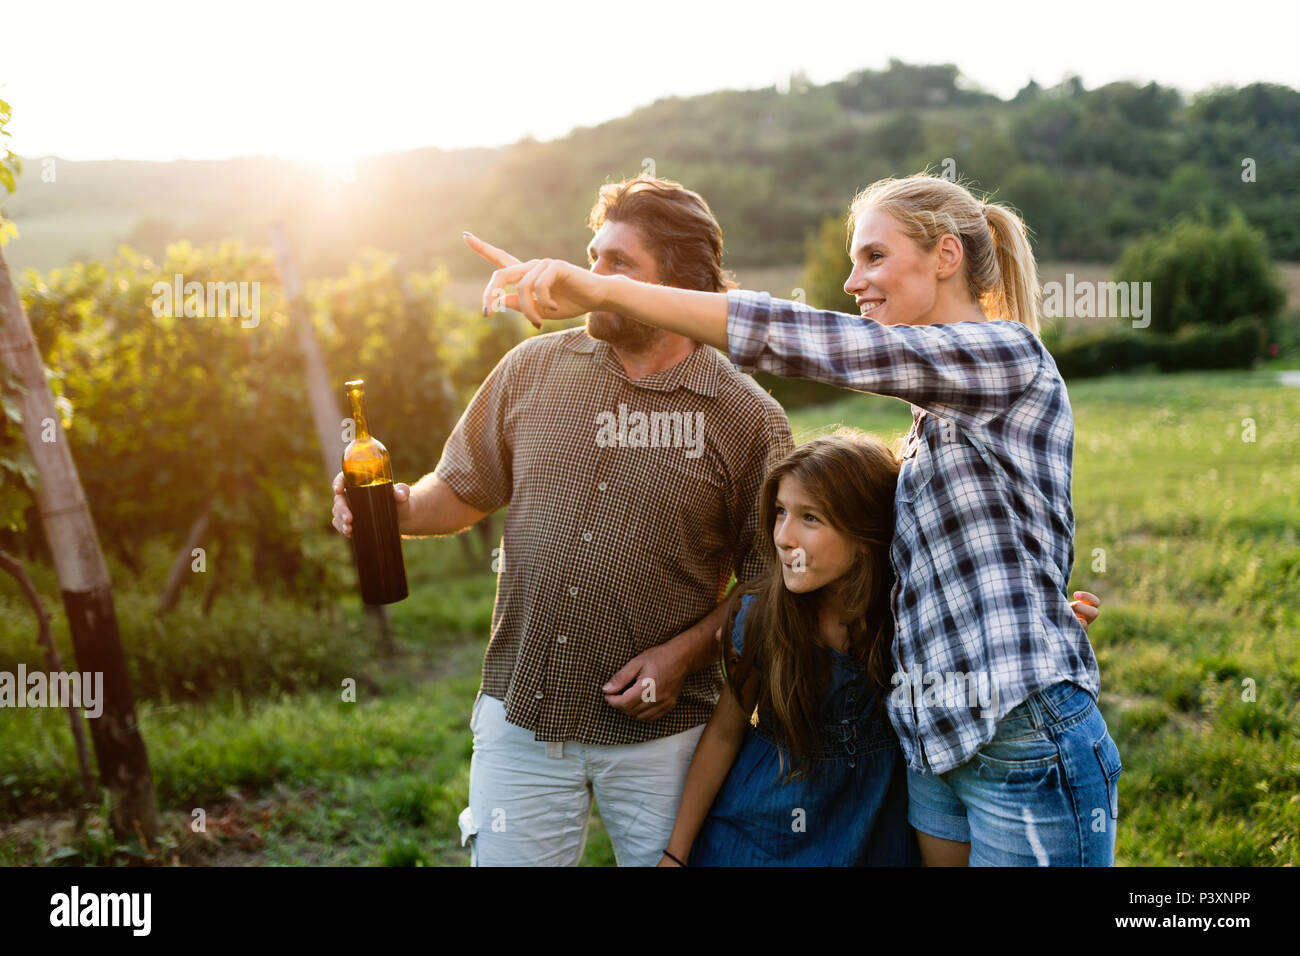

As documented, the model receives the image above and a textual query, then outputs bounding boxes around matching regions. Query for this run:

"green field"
[1,365,1297,866]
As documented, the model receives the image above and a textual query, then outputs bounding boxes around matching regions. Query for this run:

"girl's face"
[773,475,856,595]
[842,206,945,327]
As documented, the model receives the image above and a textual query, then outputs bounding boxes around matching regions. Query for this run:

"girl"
[659,429,920,866]
[466,171,1120,867]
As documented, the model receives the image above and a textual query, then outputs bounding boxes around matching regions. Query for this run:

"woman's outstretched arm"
[466,232,729,349]
[466,234,1043,425]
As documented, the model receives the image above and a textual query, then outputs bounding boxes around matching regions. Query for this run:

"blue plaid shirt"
[726,290,1100,775]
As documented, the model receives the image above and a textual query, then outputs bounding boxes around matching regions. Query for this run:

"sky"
[2,0,1297,166]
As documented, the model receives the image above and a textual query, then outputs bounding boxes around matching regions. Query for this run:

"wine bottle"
[341,379,408,605]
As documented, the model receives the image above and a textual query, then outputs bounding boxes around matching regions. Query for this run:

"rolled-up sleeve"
[726,289,1044,429]
[433,346,517,513]
[731,399,793,586]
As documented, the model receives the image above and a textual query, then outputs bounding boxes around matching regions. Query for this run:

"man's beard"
[585,310,665,352]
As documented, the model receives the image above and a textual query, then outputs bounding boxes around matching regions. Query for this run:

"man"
[331,176,794,865]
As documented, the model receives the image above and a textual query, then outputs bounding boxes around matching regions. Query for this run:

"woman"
[463,172,1120,866]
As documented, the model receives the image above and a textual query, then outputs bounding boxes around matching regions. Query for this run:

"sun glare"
[310,153,359,185]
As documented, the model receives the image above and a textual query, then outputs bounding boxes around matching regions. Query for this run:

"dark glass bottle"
[341,380,408,604]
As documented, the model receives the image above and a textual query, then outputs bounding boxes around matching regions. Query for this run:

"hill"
[4,60,1299,278]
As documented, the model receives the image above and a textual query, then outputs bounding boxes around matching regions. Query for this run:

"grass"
[1,366,1297,865]
[0,538,619,866]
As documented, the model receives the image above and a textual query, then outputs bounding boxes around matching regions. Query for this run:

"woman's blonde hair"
[847,173,1041,335]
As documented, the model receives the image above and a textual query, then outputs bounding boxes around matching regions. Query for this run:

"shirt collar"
[565,332,720,398]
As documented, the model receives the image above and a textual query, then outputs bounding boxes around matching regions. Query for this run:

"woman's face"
[773,475,856,595]
[842,206,944,327]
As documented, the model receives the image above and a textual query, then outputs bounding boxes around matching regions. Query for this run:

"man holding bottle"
[331,176,793,866]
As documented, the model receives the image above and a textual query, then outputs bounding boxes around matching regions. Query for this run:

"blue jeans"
[906,681,1122,866]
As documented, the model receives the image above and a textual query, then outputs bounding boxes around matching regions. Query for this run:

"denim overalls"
[689,594,921,866]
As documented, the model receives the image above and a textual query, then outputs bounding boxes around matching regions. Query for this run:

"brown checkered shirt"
[435,327,793,745]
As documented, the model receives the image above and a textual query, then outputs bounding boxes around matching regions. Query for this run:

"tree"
[998,163,1077,257]
[801,216,858,314]
[1113,211,1286,334]
[0,98,17,243]
[0,99,160,845]
[0,250,162,846]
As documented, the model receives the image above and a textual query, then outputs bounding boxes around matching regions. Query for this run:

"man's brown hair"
[587,176,737,293]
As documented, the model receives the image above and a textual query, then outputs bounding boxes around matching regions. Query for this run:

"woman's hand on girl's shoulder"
[1071,591,1100,632]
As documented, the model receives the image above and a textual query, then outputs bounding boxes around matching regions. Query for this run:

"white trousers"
[458,693,706,866]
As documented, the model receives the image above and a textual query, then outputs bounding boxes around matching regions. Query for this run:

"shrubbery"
[1113,211,1285,335]
[1049,317,1268,378]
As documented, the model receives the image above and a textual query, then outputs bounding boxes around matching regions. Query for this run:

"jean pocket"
[1093,730,1122,819]
[470,693,483,736]
[974,728,1060,774]
[471,693,501,747]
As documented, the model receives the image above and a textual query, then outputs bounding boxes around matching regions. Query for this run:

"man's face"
[585,220,665,351]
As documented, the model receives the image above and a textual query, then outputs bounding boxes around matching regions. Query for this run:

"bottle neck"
[346,388,371,440]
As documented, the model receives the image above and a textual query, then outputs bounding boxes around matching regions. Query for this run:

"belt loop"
[1025,692,1047,730]
[1038,682,1066,722]
[546,740,564,759]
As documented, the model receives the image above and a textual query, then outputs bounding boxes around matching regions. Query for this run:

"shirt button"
[556,635,568,644]
[582,532,592,542]
[597,482,607,491]
[568,586,578,597]
[534,690,544,699]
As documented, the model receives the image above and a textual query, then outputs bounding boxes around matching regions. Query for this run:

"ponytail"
[848,174,1043,336]
[981,202,1041,335]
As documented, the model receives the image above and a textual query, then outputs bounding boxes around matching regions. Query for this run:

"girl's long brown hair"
[721,428,901,781]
